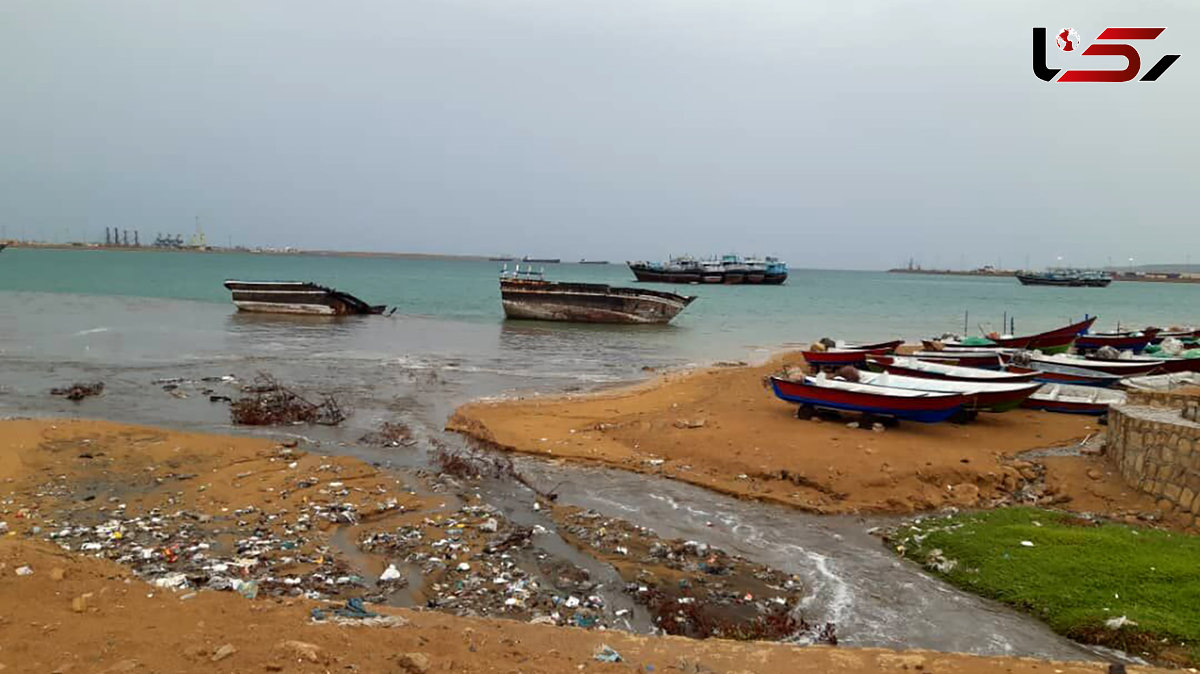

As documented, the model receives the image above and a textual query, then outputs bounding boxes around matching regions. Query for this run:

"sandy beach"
[0,417,1171,673]
[449,353,1176,522]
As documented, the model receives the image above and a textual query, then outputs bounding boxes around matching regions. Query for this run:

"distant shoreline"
[887,268,1200,285]
[0,241,491,262]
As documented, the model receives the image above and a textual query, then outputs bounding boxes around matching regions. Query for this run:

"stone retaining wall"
[1107,401,1200,524]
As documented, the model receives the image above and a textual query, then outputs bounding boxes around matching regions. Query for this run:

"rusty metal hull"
[500,279,694,324]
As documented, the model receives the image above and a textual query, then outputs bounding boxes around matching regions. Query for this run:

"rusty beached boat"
[499,267,695,324]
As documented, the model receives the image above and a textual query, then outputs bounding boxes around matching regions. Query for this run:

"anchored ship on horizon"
[627,254,788,285]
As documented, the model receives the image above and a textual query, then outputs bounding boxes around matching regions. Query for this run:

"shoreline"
[887,268,1200,285]
[449,353,1180,522]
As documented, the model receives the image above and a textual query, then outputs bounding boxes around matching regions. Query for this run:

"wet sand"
[449,354,1169,518]
[2,417,1173,673]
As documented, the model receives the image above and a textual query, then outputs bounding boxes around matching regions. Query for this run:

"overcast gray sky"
[1,0,1196,269]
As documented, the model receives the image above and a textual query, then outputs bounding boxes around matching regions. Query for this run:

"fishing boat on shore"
[868,356,1039,383]
[1016,352,1163,377]
[837,339,905,352]
[1120,372,1200,391]
[1021,384,1126,415]
[1074,328,1159,353]
[769,374,968,423]
[499,267,694,324]
[802,347,895,368]
[223,280,387,316]
[1006,362,1122,387]
[908,351,1005,369]
[856,371,1040,412]
[922,316,1096,355]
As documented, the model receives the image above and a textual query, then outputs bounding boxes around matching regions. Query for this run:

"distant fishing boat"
[499,267,694,324]
[1021,384,1126,415]
[578,259,610,265]
[522,256,561,264]
[1016,268,1112,287]
[769,374,968,423]
[488,255,516,262]
[223,280,387,316]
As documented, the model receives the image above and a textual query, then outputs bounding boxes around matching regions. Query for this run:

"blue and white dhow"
[627,254,788,285]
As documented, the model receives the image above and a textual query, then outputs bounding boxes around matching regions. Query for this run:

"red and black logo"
[1033,27,1180,82]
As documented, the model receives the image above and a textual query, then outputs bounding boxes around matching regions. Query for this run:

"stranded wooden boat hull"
[500,279,694,324]
[769,376,967,423]
[223,281,386,316]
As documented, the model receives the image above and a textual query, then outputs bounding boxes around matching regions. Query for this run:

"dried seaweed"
[230,373,345,426]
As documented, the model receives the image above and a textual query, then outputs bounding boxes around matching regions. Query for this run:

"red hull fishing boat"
[769,376,967,423]
[801,347,894,367]
[923,316,1096,355]
[1074,329,1159,353]
[838,339,904,352]
[868,356,1039,383]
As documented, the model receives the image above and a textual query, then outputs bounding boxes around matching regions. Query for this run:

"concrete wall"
[1108,396,1200,524]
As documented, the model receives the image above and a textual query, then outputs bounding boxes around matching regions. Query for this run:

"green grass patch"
[889,508,1200,665]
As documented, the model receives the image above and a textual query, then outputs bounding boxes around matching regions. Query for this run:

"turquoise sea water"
[2,247,1196,356]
